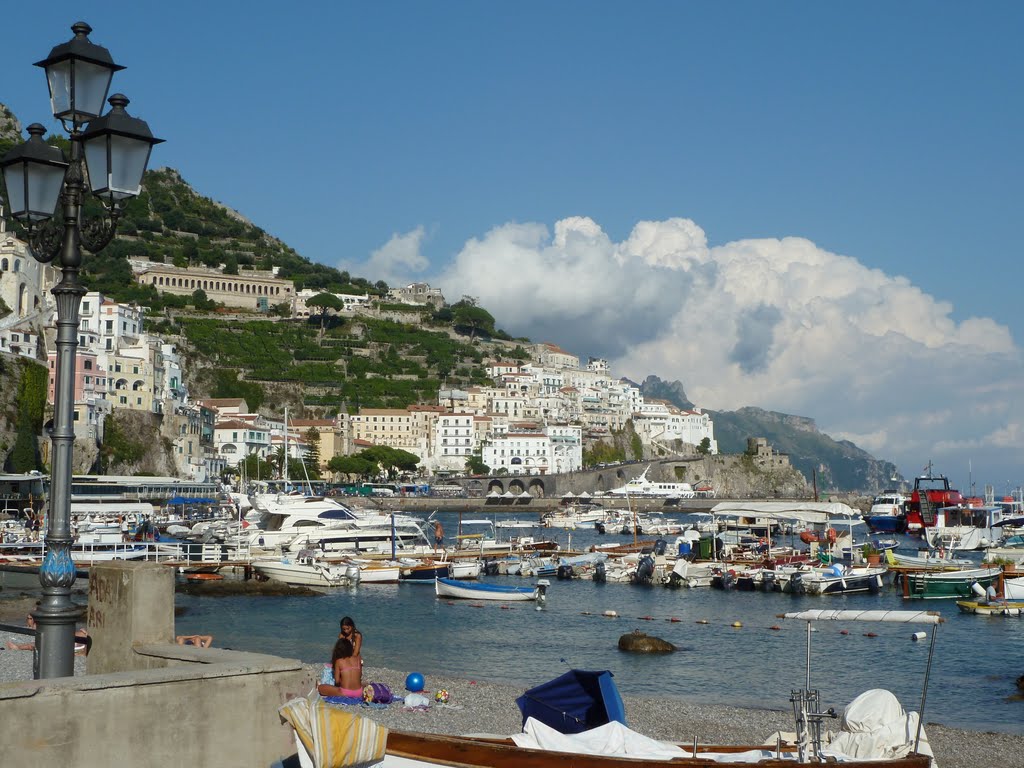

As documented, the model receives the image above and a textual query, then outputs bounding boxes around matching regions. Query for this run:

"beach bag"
[363,682,393,704]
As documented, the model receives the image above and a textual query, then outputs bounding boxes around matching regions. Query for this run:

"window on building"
[84,360,92,370]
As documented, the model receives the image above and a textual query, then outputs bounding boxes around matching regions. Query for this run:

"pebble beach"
[1,596,1015,768]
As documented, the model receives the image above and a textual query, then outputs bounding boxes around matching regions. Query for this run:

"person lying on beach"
[5,613,89,655]
[176,634,214,648]
[317,637,362,698]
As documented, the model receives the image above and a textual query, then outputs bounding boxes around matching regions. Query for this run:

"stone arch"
[1,258,7,270]
[487,479,504,494]
[528,478,546,497]
[13,259,20,273]
[508,480,525,495]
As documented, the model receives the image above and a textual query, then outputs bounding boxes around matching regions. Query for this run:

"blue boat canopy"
[164,496,217,506]
[515,669,627,734]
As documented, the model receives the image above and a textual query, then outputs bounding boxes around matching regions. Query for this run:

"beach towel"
[279,694,388,768]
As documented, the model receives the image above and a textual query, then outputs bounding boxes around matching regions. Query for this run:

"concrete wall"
[0,560,314,767]
[0,645,314,767]
[87,560,175,675]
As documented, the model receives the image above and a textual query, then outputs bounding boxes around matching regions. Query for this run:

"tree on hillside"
[451,300,496,340]
[697,437,712,455]
[306,292,345,338]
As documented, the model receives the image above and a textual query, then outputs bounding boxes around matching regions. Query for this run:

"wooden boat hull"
[435,576,538,601]
[384,729,931,768]
[400,563,451,582]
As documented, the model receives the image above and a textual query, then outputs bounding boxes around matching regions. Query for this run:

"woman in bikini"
[317,637,362,698]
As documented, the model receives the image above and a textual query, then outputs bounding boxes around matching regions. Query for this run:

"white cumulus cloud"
[436,215,1024,483]
[343,226,430,287]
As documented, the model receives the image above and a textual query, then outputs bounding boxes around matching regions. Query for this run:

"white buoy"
[603,610,618,618]
[911,631,927,642]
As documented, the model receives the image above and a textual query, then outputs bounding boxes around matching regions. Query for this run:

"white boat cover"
[511,718,780,763]
[784,609,942,625]
[711,501,860,524]
[822,690,935,765]
[1005,576,1024,600]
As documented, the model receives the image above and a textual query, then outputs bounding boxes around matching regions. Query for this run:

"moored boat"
[956,599,1024,616]
[399,560,451,582]
[904,565,1001,599]
[434,576,547,602]
[251,552,358,587]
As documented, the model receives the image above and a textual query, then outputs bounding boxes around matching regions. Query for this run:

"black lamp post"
[0,21,162,679]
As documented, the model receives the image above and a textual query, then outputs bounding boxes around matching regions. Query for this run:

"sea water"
[174,510,1024,735]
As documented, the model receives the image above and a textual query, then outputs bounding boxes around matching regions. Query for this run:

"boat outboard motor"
[557,564,575,580]
[761,570,776,591]
[345,564,361,584]
[535,579,550,609]
[632,555,655,585]
[593,561,607,583]
[594,521,606,535]
[790,572,806,595]
[484,560,500,576]
[653,538,667,556]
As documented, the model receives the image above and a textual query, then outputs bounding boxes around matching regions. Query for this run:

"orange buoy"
[863,632,878,638]
[186,572,223,581]
[668,617,682,623]
[638,616,654,621]
[769,625,781,631]
[839,629,849,635]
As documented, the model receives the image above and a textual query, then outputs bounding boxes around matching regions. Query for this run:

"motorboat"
[251,551,358,587]
[606,466,695,498]
[225,495,432,556]
[864,490,907,533]
[922,503,1010,551]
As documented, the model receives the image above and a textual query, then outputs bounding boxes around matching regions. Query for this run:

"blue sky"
[4,3,1023,492]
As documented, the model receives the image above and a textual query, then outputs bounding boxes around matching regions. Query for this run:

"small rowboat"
[956,600,1024,616]
[435,576,545,602]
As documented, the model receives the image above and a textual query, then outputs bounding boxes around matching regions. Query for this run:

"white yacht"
[226,494,431,556]
[607,466,695,498]
[868,491,906,518]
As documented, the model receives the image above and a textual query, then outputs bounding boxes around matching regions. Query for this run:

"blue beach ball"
[405,672,425,692]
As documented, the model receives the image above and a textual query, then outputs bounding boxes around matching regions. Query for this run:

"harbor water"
[173,509,1024,735]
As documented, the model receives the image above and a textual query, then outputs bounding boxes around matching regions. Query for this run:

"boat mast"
[282,406,289,492]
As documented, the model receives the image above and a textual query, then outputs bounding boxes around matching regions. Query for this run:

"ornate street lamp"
[0,21,162,679]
